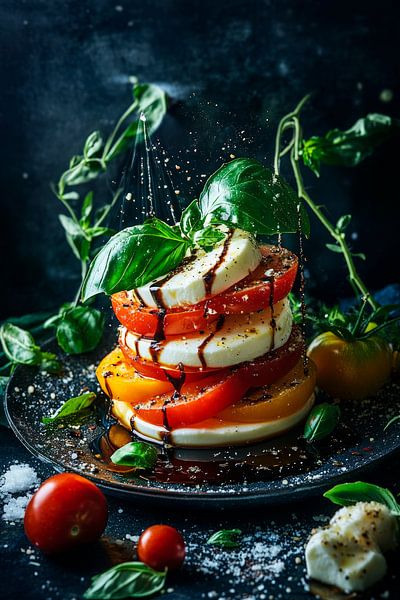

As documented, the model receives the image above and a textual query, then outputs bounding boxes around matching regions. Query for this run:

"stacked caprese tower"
[97,228,316,447]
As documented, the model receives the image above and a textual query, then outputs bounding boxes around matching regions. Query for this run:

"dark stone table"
[1,426,399,600]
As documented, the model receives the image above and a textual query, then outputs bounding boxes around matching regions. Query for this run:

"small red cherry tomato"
[24,473,108,554]
[137,524,186,571]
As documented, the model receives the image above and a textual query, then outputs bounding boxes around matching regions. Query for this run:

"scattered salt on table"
[0,463,40,522]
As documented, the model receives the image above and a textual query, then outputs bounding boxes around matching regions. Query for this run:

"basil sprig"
[44,304,104,355]
[42,391,97,425]
[82,158,310,301]
[302,113,400,177]
[83,562,166,599]
[324,481,400,516]
[303,403,341,442]
[110,442,158,469]
[0,323,61,374]
[82,219,190,301]
[207,529,242,549]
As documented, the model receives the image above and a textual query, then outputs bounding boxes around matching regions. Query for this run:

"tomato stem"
[274,98,379,311]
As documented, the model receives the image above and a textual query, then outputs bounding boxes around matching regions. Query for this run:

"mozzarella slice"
[306,502,398,593]
[132,228,262,308]
[111,393,314,448]
[123,299,292,369]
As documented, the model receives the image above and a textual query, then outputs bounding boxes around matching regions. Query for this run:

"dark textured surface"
[1,2,400,599]
[1,0,400,318]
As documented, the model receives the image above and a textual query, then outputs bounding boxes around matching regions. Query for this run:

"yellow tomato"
[218,359,316,423]
[96,348,174,403]
[307,332,392,400]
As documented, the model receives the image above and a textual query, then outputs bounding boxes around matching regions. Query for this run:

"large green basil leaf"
[55,306,105,354]
[105,82,167,161]
[324,482,400,515]
[84,562,166,599]
[110,442,158,469]
[302,113,400,176]
[303,403,341,442]
[81,219,189,301]
[198,158,310,236]
[42,392,97,424]
[207,529,242,548]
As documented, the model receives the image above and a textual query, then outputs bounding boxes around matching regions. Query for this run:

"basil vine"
[303,403,340,442]
[110,442,158,469]
[324,481,400,516]
[42,391,97,425]
[83,562,167,599]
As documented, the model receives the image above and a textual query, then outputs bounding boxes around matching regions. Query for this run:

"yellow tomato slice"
[218,359,316,423]
[96,348,174,403]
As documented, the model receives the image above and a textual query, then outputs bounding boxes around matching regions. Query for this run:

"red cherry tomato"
[137,525,186,571]
[111,245,297,337]
[24,473,108,554]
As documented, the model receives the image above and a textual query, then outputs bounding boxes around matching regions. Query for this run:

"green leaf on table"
[302,113,400,176]
[83,561,167,599]
[324,482,400,515]
[84,131,103,159]
[196,158,310,237]
[207,529,242,549]
[110,442,158,469]
[105,82,167,161]
[55,306,105,355]
[384,415,400,430]
[42,391,97,425]
[304,403,341,442]
[81,218,190,301]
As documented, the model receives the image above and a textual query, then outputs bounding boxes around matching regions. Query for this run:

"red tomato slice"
[119,326,302,387]
[134,370,248,428]
[111,245,297,337]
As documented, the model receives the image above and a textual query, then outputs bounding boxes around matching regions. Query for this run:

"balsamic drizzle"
[197,315,225,369]
[202,229,234,297]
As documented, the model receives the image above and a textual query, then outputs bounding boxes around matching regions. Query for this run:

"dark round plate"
[4,338,400,507]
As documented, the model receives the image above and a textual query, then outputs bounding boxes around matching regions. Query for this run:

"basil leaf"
[302,113,400,176]
[83,561,166,599]
[198,158,310,237]
[0,323,61,372]
[180,199,202,236]
[84,131,103,159]
[325,243,342,253]
[304,403,340,442]
[110,442,158,469]
[324,482,400,515]
[106,82,167,161]
[384,415,400,430]
[39,352,62,374]
[336,214,351,232]
[42,391,96,424]
[0,323,41,365]
[192,226,226,251]
[82,219,189,301]
[207,529,242,548]
[55,306,105,354]
[81,192,94,227]
[59,215,90,261]
[62,160,103,187]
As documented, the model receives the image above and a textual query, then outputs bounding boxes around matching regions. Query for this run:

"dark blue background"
[1,0,399,317]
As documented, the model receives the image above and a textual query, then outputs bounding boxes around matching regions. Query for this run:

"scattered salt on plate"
[0,463,41,522]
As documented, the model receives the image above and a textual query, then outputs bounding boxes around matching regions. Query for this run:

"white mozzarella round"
[131,229,262,308]
[111,393,314,448]
[122,299,292,368]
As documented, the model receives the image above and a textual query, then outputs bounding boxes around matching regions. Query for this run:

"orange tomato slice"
[218,359,316,423]
[96,348,174,403]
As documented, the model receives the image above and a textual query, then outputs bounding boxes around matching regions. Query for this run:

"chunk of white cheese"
[306,502,398,593]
